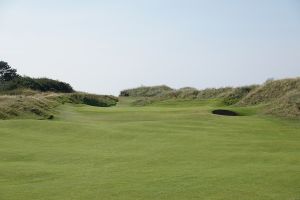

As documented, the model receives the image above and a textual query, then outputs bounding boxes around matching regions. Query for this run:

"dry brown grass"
[239,78,300,105]
[126,77,300,118]
[238,78,300,118]
[0,94,58,119]
[264,90,300,118]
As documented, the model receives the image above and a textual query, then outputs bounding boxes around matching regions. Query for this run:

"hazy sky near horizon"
[1,0,300,95]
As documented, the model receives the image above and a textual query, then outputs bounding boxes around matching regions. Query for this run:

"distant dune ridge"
[119,85,173,97]
[1,76,299,119]
[0,61,299,119]
[120,77,300,118]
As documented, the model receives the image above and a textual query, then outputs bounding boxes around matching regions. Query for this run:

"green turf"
[0,98,299,200]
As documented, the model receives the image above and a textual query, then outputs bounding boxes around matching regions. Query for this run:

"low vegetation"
[263,90,300,118]
[7,76,74,93]
[222,85,258,105]
[0,61,118,119]
[68,93,118,107]
[0,94,58,119]
[120,78,300,118]
[0,92,118,119]
[238,78,300,118]
[239,77,300,105]
[120,85,174,97]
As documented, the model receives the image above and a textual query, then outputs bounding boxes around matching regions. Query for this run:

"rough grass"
[0,94,59,119]
[0,90,118,119]
[264,90,300,118]
[67,93,118,107]
[197,87,234,99]
[123,77,300,118]
[239,78,300,118]
[0,88,39,96]
[239,78,300,105]
[120,85,174,97]
[0,99,299,200]
[124,85,256,106]
[222,85,258,105]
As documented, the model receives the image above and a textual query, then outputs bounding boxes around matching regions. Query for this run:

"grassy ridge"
[0,100,299,199]
[120,77,300,118]
[0,94,58,119]
[239,78,300,118]
[120,85,174,97]
[240,78,300,105]
[0,91,118,119]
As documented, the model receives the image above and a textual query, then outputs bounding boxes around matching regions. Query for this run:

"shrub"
[0,76,74,93]
[34,78,74,93]
[69,93,118,107]
[0,61,73,93]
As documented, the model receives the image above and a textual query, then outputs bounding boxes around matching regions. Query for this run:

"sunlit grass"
[0,99,299,199]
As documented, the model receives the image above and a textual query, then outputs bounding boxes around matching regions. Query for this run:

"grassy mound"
[129,86,257,107]
[68,93,118,107]
[128,87,232,106]
[239,78,300,105]
[264,90,300,118]
[197,87,233,99]
[0,91,118,119]
[120,85,174,97]
[0,62,118,119]
[0,94,59,119]
[164,87,200,99]
[125,77,300,118]
[222,85,258,105]
[238,78,300,118]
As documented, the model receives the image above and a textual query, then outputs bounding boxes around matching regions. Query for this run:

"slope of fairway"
[0,99,299,200]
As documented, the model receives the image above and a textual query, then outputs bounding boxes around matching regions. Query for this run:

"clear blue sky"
[1,0,299,95]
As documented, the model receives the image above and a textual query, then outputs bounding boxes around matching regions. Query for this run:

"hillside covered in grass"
[120,77,300,118]
[0,61,118,119]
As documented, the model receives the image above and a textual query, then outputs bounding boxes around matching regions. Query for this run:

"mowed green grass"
[0,98,299,200]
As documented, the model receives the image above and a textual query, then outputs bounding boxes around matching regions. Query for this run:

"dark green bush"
[0,76,74,93]
[69,93,118,107]
[0,61,73,93]
[34,78,73,93]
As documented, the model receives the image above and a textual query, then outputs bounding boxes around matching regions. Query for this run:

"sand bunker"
[212,109,238,116]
